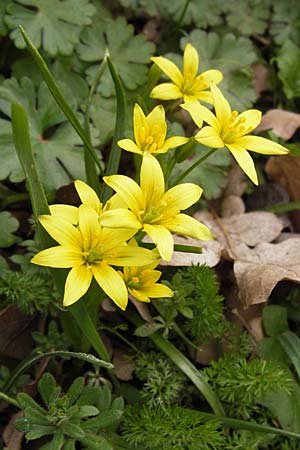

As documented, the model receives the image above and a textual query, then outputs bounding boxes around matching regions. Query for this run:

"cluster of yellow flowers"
[32,43,288,310]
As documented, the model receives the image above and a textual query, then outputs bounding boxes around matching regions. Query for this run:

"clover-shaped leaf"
[0,0,10,36]
[0,211,19,248]
[0,77,93,196]
[270,0,300,45]
[224,0,271,36]
[276,40,300,100]
[77,17,155,97]
[5,0,96,55]
[181,30,257,109]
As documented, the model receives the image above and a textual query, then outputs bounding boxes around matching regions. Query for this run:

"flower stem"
[0,392,18,407]
[172,148,217,186]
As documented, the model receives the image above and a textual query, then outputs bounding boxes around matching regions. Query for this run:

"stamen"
[146,136,154,145]
[149,142,157,153]
[140,126,147,142]
[231,111,238,118]
[239,126,245,132]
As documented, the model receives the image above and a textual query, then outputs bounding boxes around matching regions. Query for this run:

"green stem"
[172,148,217,186]
[0,391,19,407]
[140,241,202,254]
[176,0,191,26]
[3,351,112,394]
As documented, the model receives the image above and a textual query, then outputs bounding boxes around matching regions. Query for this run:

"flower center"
[128,276,141,289]
[222,111,252,144]
[139,123,166,153]
[83,247,102,264]
[183,75,208,95]
[141,206,162,224]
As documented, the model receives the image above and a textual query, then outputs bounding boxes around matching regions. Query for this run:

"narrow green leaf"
[18,25,102,173]
[278,330,300,380]
[38,373,56,406]
[4,350,112,394]
[102,54,127,202]
[11,103,51,247]
[200,411,300,439]
[150,332,225,415]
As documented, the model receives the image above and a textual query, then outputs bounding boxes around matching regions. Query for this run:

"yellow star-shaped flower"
[101,152,212,261]
[118,103,188,155]
[31,205,158,310]
[182,84,289,184]
[150,43,223,103]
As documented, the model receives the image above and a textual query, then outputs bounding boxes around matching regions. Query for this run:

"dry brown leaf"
[113,348,135,381]
[129,295,153,322]
[221,195,245,217]
[252,63,269,96]
[0,306,36,359]
[266,154,300,231]
[3,412,24,450]
[234,238,300,307]
[256,109,300,140]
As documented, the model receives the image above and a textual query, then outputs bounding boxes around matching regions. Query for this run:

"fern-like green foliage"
[172,265,224,342]
[203,356,293,416]
[122,405,225,450]
[0,268,56,314]
[134,351,186,407]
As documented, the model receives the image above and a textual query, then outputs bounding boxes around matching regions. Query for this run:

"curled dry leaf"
[234,238,300,307]
[113,348,135,381]
[3,412,24,450]
[252,63,269,97]
[221,195,245,217]
[256,109,300,140]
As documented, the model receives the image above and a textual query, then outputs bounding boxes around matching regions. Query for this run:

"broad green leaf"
[38,373,56,406]
[89,94,116,145]
[224,0,271,36]
[0,211,19,248]
[171,144,231,200]
[77,17,155,97]
[263,384,300,432]
[257,336,290,366]
[181,30,257,109]
[0,0,10,36]
[278,330,300,380]
[262,305,289,337]
[66,377,84,406]
[276,40,300,100]
[0,77,92,196]
[270,0,300,45]
[5,0,96,55]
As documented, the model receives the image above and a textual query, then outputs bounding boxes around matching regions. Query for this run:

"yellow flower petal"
[147,104,165,130]
[195,126,224,148]
[74,180,102,214]
[133,103,146,147]
[150,83,182,100]
[101,227,138,253]
[182,102,218,129]
[139,269,161,286]
[237,109,262,132]
[159,183,202,217]
[159,136,189,153]
[227,144,258,185]
[78,204,101,251]
[103,175,145,213]
[200,69,223,86]
[151,56,183,86]
[191,91,214,104]
[63,265,93,307]
[100,209,142,229]
[142,284,174,298]
[211,84,231,129]
[118,138,142,155]
[31,246,83,268]
[143,224,174,261]
[50,204,78,224]
[183,43,199,81]
[92,262,128,310]
[106,246,159,266]
[163,213,213,241]
[140,152,165,205]
[235,135,289,155]
[39,215,83,250]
